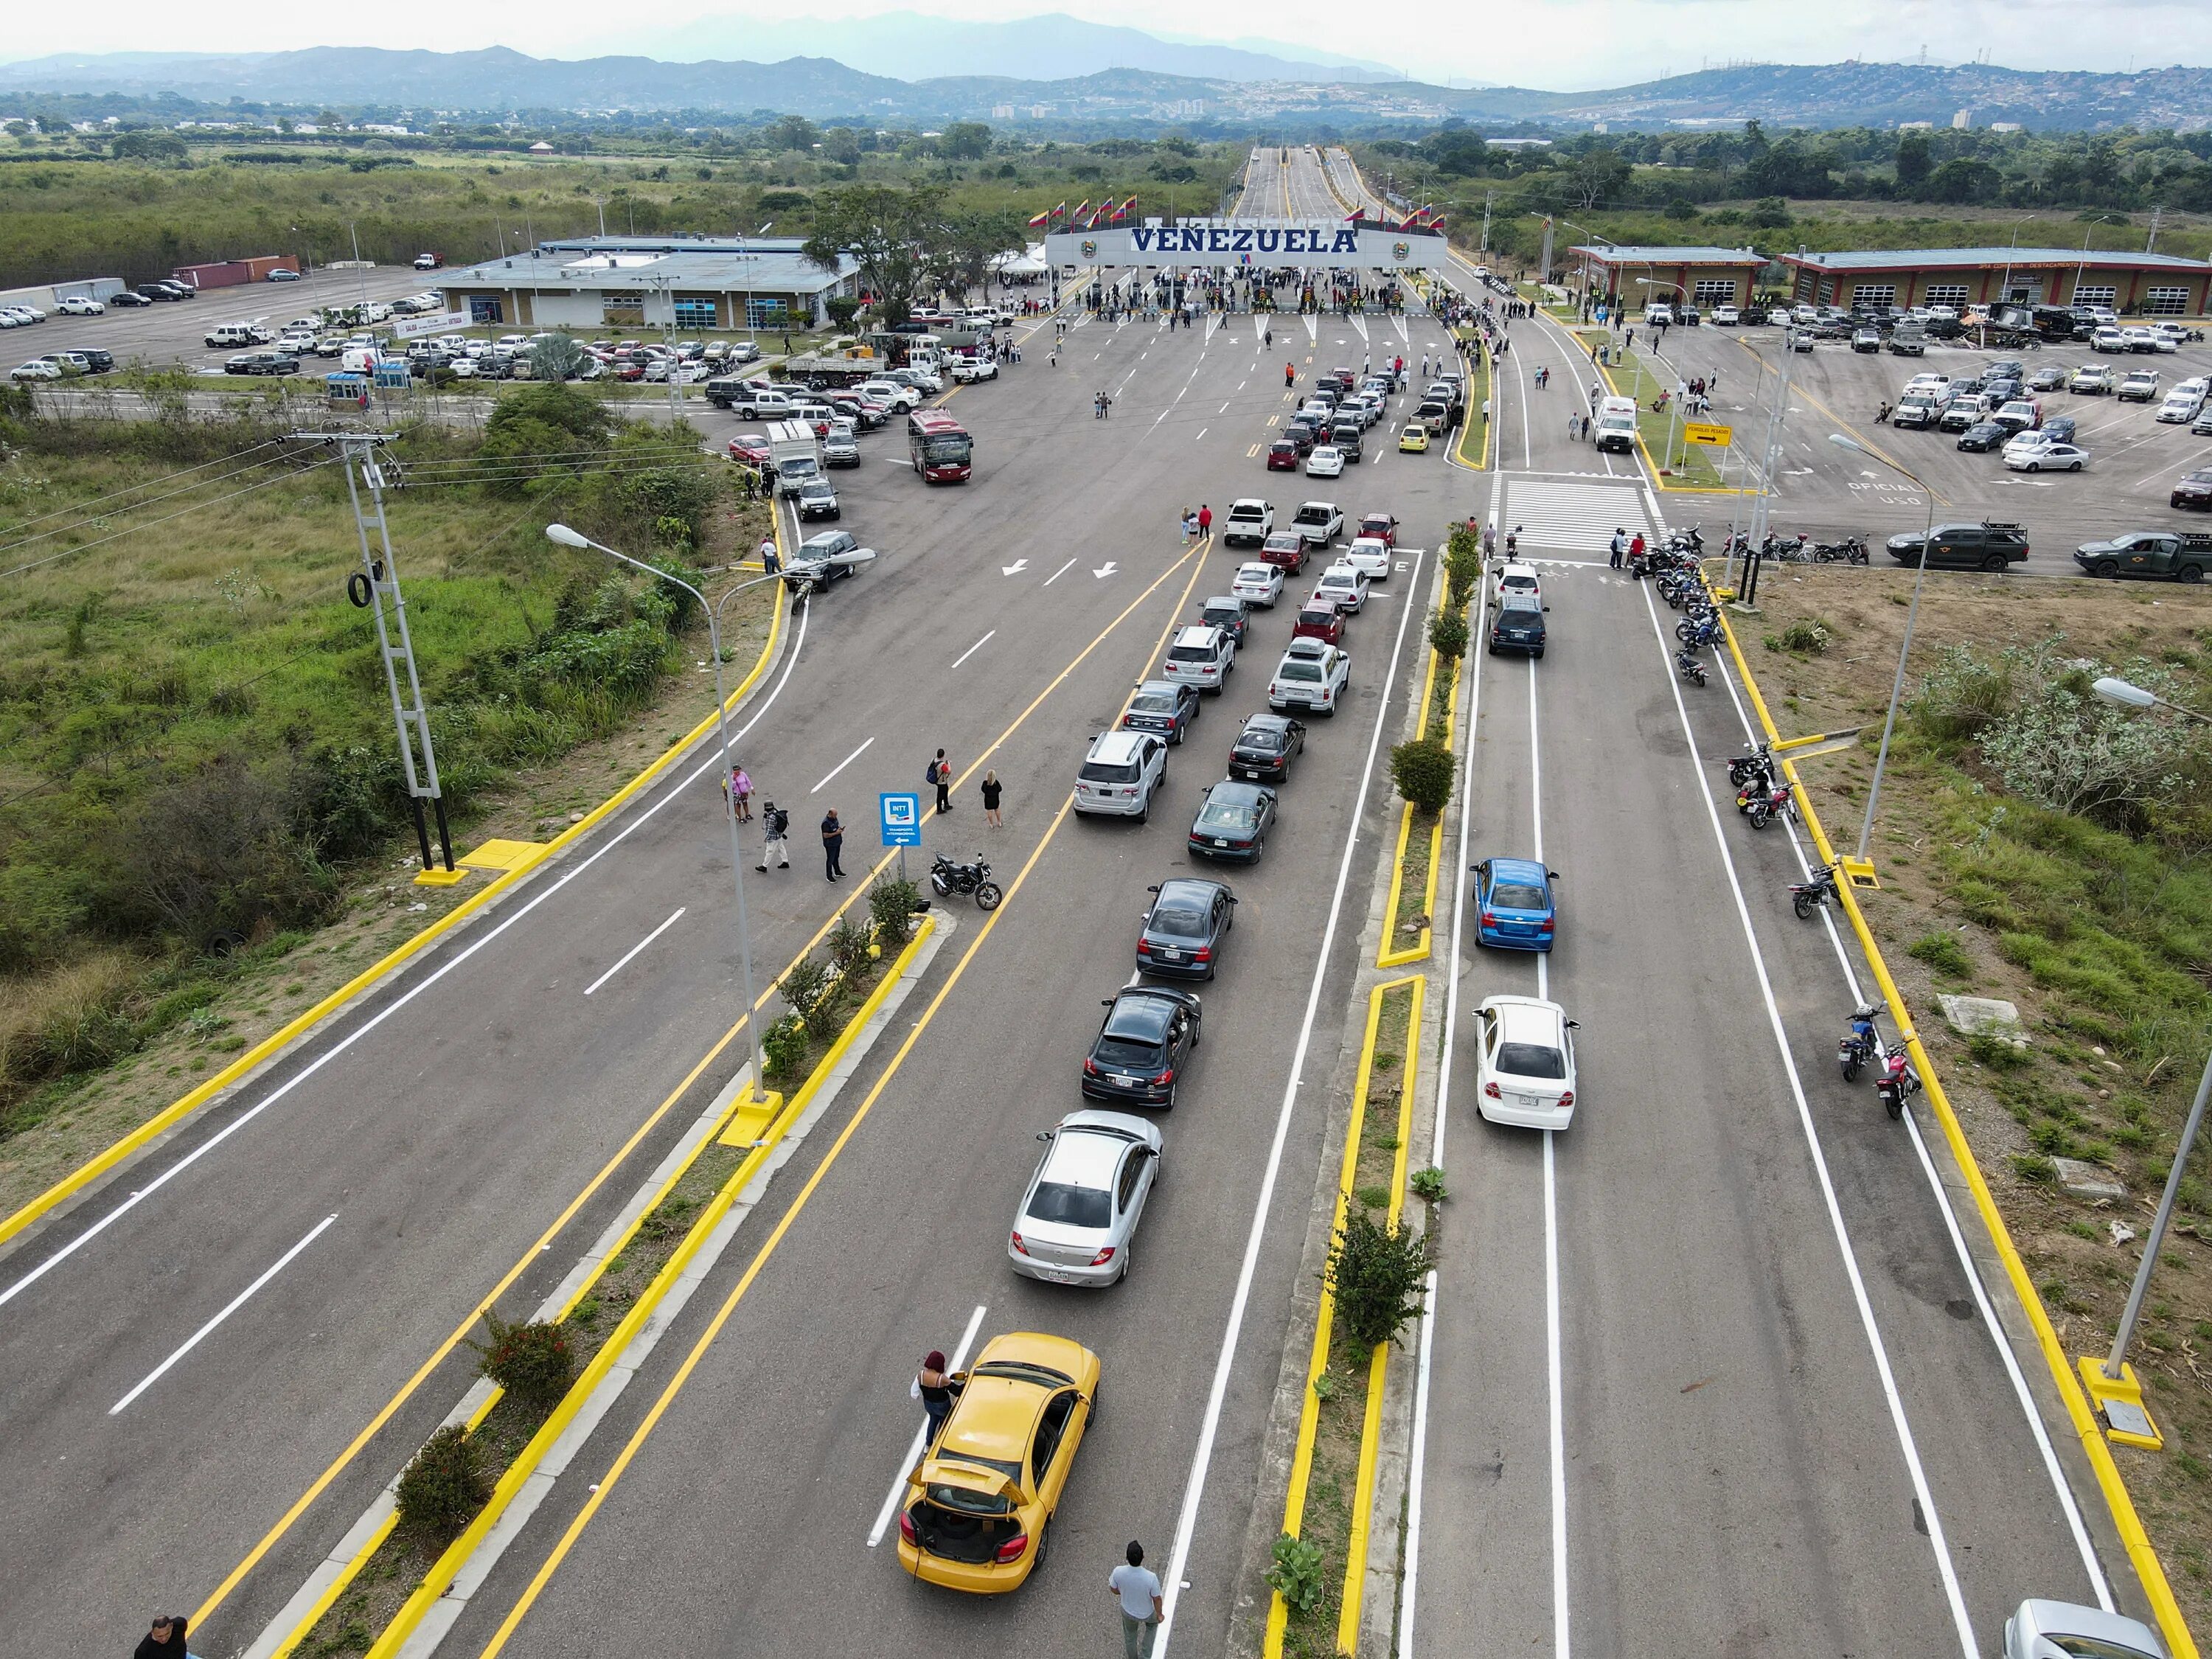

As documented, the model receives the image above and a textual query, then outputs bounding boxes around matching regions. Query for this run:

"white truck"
[1593,394,1640,454]
[1223,499,1274,548]
[768,419,824,498]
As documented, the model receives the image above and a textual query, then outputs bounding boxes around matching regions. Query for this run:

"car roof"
[1208,779,1268,804]
[1037,1127,1126,1192]
[1132,678,1184,698]
[1153,876,1228,909]
[1105,987,1185,1035]
[800,530,853,551]
[1283,637,1335,658]
[1484,995,1567,1043]
[1089,729,1152,762]
[1172,625,1221,647]
[1486,857,1551,888]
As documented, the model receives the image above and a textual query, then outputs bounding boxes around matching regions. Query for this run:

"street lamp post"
[1637,276,1689,471]
[542,524,869,1099]
[1827,434,1938,863]
[2083,675,2212,1447]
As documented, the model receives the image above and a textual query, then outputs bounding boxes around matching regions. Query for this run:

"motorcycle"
[1736,779,1793,829]
[1725,745,1773,787]
[1674,647,1708,687]
[1812,535,1869,566]
[1790,862,1840,920]
[1676,615,1722,647]
[1839,1004,1879,1082]
[1874,1051,1921,1119]
[929,852,1004,910]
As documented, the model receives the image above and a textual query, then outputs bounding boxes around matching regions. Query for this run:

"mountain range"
[1,44,2208,132]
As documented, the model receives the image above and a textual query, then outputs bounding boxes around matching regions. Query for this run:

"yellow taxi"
[1398,422,1430,453]
[895,1331,1100,1593]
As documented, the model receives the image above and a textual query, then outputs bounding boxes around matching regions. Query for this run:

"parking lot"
[1624,318,2212,577]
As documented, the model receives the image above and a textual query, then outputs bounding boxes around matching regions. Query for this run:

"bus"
[908,408,973,484]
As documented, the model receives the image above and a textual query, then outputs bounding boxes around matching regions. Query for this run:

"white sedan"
[57,296,106,316]
[1340,537,1391,580]
[1314,562,1370,614]
[9,359,61,380]
[1306,445,1346,479]
[2005,442,2088,473]
[1474,995,1579,1130]
[1230,562,1286,608]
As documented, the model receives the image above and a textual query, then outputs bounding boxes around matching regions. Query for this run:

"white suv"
[1269,639,1350,715]
[1162,625,1235,694]
[1075,730,1168,821]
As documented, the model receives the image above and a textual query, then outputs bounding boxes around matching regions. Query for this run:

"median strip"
[1380,540,1473,969]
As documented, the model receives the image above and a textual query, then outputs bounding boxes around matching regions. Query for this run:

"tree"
[804,184,947,327]
[765,114,818,154]
[1895,131,1933,189]
[1427,129,1489,178]
[932,208,1026,302]
[938,121,991,161]
[1567,149,1631,212]
[111,130,187,163]
[528,335,585,383]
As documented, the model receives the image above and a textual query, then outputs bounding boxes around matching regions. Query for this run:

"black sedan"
[1082,987,1202,1107]
[1136,877,1236,981]
[1187,779,1276,863]
[1121,679,1201,745]
[1955,420,2008,453]
[1228,712,1306,782]
[2173,468,2212,511]
[108,290,153,307]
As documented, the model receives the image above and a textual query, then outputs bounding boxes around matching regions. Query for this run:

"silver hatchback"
[1008,1110,1164,1287]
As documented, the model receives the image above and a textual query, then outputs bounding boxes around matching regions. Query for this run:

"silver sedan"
[1007,1110,1163,1287]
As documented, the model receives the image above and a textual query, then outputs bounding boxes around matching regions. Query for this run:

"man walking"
[1110,1540,1164,1658]
[1608,527,1627,570]
[931,748,953,814]
[756,801,790,870]
[820,807,846,882]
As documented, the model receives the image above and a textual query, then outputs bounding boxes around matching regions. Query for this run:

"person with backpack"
[755,802,790,871]
[929,748,953,814]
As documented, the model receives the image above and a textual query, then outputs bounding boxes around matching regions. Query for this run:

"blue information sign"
[879,792,923,847]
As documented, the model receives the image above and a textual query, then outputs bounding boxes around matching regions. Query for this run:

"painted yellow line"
[467,536,1219,1659]
[1709,604,2199,1659]
[3,543,791,1257]
[362,914,942,1659]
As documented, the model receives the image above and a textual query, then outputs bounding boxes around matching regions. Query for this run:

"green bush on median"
[1266,1532,1326,1618]
[1428,606,1470,663]
[1389,737,1454,815]
[470,1310,575,1411]
[394,1425,491,1548]
[1326,1208,1433,1352]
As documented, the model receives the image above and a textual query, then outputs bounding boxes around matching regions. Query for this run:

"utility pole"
[1481,191,1493,254]
[2146,204,2163,254]
[303,430,456,879]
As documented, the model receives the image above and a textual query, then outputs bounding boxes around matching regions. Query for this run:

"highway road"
[0,153,1470,1658]
[1304,148,2143,1656]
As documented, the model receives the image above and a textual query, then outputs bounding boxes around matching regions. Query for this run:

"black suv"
[1885,521,2030,572]
[1489,597,1548,658]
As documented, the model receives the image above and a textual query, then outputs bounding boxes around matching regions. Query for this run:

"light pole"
[1636,276,1689,470]
[543,524,872,1098]
[1989,215,2039,341]
[2084,675,2212,1445]
[2073,215,2126,311]
[1827,434,1937,863]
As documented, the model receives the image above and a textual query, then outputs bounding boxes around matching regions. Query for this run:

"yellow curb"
[1336,975,1425,1655]
[360,916,939,1659]
[1380,652,1458,969]
[0,554,790,1257]
[1708,601,2199,1659]
[1266,974,1422,1657]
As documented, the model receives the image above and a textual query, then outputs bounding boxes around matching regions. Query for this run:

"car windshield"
[1492,882,1549,911]
[1026,1180,1111,1228]
[1498,1041,1566,1079]
[1197,798,1260,831]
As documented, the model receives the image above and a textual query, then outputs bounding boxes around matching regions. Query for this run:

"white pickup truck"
[1223,499,1274,548]
[1290,501,1343,548]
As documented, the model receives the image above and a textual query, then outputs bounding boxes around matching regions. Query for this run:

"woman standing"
[980,771,1004,828]
[912,1349,961,1444]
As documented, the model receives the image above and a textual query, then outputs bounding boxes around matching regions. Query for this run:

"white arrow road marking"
[1001,558,1029,576]
[1303,316,1319,342]
[1394,316,1411,343]
[1093,561,1119,579]
[1042,557,1079,586]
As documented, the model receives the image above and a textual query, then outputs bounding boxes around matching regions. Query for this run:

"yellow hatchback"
[1398,423,1430,452]
[895,1331,1100,1593]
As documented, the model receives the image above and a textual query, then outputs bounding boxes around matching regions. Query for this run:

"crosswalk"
[1498,477,1655,554]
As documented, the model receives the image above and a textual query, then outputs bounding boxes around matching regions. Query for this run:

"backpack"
[925,759,940,785]
[768,807,790,837]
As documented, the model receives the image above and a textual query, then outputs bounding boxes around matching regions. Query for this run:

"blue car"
[1473,857,1558,951]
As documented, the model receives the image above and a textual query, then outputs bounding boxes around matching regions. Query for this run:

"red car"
[1290,594,1344,646]
[1267,439,1301,471]
[1258,530,1309,576]
[727,435,772,466]
[1358,512,1399,547]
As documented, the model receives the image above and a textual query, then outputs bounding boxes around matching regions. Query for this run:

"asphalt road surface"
[14,262,431,370]
[0,175,1467,1657]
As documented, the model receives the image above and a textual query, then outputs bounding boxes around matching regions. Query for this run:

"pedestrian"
[759,534,779,575]
[1284,362,1295,388]
[1197,504,1212,539]
[931,748,953,814]
[1110,1540,1165,1659]
[726,764,754,822]
[1481,523,1496,557]
[756,801,790,871]
[981,770,1004,827]
[1625,328,1635,352]
[1181,507,1197,543]
[1567,409,1579,442]
[821,807,846,882]
[1421,353,1430,377]
[1264,325,1273,349]
[1481,397,1490,425]
[1608,528,1626,570]
[136,1615,191,1659]
[912,1349,961,1444]
[1629,530,1646,568]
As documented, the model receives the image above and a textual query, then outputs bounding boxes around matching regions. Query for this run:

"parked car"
[1230,562,1285,608]
[1258,529,1309,577]
[2070,364,2115,394]
[1267,439,1302,471]
[1289,501,1343,547]
[1885,521,2030,570]
[1312,563,1369,615]
[2006,442,2087,473]
[1223,498,1273,547]
[56,296,105,316]
[1290,595,1345,648]
[2171,467,2212,510]
[1162,625,1235,695]
[1135,878,1236,981]
[2074,530,2212,582]
[1199,595,1251,648]
[1007,1112,1161,1287]
[1955,420,2008,453]
[1340,538,1391,580]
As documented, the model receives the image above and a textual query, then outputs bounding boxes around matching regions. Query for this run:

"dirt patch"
[1740,566,2212,1614]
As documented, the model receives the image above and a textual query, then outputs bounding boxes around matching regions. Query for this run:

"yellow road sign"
[1682,420,1733,448]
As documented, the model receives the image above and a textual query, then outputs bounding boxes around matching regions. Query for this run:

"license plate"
[1037,1269,1083,1284]
[1158,949,1183,961]
[1118,1076,1140,1088]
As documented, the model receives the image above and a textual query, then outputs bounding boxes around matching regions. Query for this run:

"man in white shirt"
[1108,1538,1164,1658]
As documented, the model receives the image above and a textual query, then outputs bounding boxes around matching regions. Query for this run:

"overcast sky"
[10,0,2209,90]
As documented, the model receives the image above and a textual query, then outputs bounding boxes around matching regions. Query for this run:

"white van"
[1593,394,1639,454]
[341,346,381,374]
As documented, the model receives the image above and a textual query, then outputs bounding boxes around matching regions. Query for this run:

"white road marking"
[1634,581,1979,1659]
[950,630,995,669]
[582,907,686,997]
[0,596,819,1315]
[866,1304,989,1546]
[1042,557,1079,586]
[1001,560,1029,577]
[1526,654,1568,1659]
[1157,546,1428,1656]
[809,735,874,794]
[111,1214,337,1413]
[1093,562,1119,579]
[1194,429,1207,442]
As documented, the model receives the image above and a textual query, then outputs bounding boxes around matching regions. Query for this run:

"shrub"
[1408,1166,1448,1204]
[1266,1533,1326,1618]
[469,1310,575,1410]
[1443,530,1483,609]
[1764,618,1833,655]
[1390,737,1454,814]
[825,915,875,980]
[1913,641,2028,740]
[761,1013,810,1084]
[1428,606,1470,662]
[0,950,143,1085]
[1907,932,1975,979]
[869,874,925,942]
[1326,1208,1433,1351]
[777,956,837,1037]
[1981,674,2193,827]
[394,1426,491,1548]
